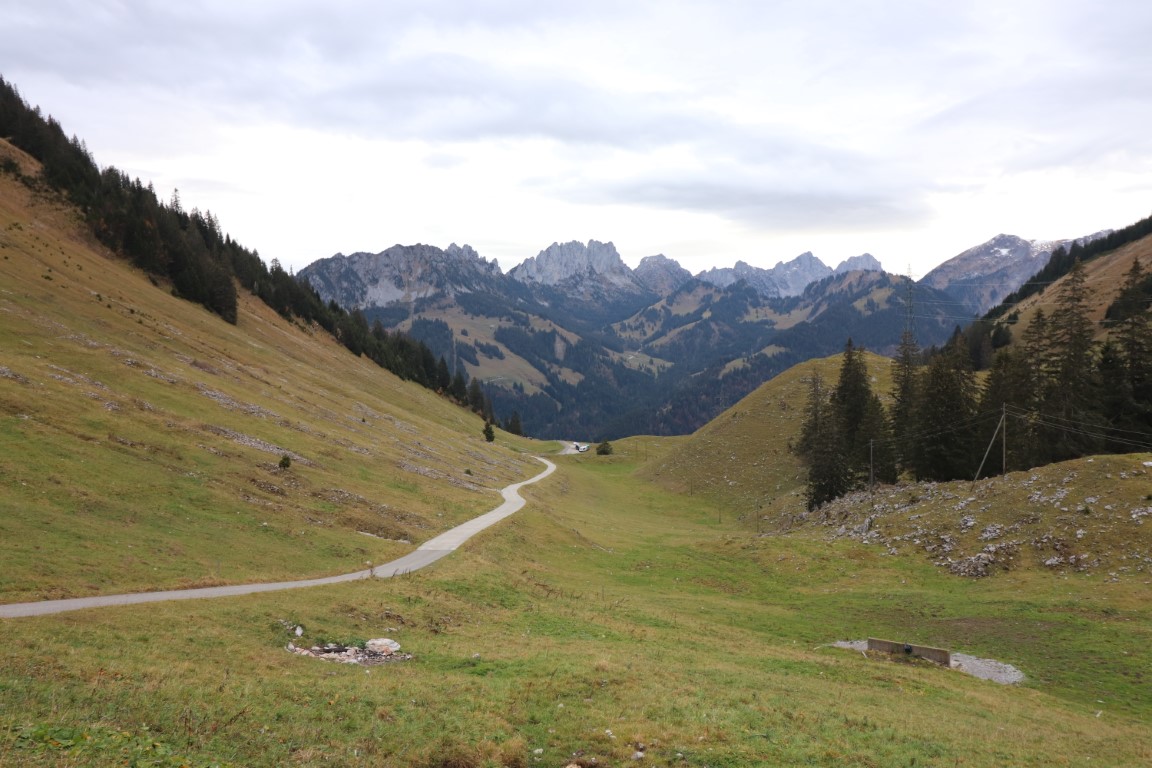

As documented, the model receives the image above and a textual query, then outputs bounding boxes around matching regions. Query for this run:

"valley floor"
[3,446,1150,767]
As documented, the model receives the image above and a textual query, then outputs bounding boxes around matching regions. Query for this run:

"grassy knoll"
[638,351,894,515]
[3,448,1150,766]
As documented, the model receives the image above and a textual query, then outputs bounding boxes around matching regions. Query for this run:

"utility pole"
[973,406,1007,488]
[1002,402,1007,476]
[869,439,875,503]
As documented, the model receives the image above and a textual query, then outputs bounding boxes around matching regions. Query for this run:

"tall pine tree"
[831,339,870,476]
[795,373,852,511]
[911,335,979,481]
[1042,259,1104,461]
[890,327,920,474]
[831,339,894,486]
[1109,258,1152,437]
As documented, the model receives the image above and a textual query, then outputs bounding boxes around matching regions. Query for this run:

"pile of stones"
[287,637,412,665]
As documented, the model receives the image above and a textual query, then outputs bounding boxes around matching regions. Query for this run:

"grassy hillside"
[999,232,1152,344]
[0,148,544,603]
[638,351,895,516]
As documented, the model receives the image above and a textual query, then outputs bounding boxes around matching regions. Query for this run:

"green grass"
[3,452,1151,766]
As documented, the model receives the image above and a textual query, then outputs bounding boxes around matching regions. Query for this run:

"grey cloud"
[578,175,931,232]
[296,59,715,148]
[0,1,615,90]
[4,0,1148,248]
[3,1,696,148]
[11,0,1149,165]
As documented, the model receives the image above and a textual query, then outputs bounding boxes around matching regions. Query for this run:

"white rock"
[367,638,401,653]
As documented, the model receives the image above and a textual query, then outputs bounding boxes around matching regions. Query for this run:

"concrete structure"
[867,638,952,666]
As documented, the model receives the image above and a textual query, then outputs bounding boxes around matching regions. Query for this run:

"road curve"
[0,457,556,619]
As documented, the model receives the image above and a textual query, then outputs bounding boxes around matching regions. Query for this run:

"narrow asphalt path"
[0,457,556,619]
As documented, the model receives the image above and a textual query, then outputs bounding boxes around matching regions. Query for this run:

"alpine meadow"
[2,73,1152,768]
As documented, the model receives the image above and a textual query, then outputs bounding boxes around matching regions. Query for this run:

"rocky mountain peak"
[835,253,884,274]
[298,242,502,308]
[773,251,833,296]
[509,239,643,291]
[696,261,780,298]
[445,242,500,273]
[634,254,692,295]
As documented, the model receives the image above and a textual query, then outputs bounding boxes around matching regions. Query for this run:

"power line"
[1007,412,1152,452]
[869,409,1002,448]
[1004,405,1152,441]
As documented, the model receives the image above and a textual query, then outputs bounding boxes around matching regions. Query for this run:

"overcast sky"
[4,1,1151,277]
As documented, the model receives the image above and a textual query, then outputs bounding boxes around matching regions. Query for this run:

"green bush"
[595,440,613,456]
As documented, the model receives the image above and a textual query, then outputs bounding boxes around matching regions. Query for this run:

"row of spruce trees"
[795,257,1152,510]
[0,76,506,427]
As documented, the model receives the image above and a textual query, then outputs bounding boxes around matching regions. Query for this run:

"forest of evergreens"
[796,259,1152,510]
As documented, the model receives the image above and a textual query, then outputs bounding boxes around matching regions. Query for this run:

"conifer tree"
[1097,341,1143,451]
[1043,259,1104,460]
[467,377,485,414]
[831,339,869,471]
[435,357,451,392]
[449,368,468,402]
[1014,308,1056,465]
[859,394,898,485]
[1111,258,1152,433]
[795,373,852,511]
[831,339,892,485]
[890,327,920,472]
[911,336,978,481]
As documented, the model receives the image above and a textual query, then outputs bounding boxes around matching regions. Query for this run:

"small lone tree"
[279,454,292,470]
[482,421,495,443]
[595,440,613,455]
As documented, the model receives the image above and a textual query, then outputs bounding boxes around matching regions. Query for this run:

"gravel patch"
[831,640,1024,684]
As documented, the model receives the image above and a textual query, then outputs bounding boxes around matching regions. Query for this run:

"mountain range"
[298,231,1098,439]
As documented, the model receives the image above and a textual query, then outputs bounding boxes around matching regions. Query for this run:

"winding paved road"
[0,457,556,619]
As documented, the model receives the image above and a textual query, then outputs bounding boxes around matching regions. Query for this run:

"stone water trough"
[866,638,951,666]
